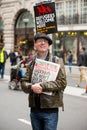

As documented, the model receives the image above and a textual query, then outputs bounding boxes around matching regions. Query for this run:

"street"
[0,80,30,130]
[0,79,87,130]
[0,61,87,130]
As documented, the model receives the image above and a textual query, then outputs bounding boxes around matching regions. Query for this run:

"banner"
[34,2,57,34]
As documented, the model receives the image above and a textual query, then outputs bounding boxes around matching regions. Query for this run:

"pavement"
[65,65,87,98]
[2,60,87,98]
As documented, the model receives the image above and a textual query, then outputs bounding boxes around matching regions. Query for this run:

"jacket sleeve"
[4,51,8,62]
[40,58,67,92]
[21,80,32,93]
[21,61,33,93]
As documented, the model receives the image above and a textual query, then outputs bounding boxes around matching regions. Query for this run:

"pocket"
[40,93,60,108]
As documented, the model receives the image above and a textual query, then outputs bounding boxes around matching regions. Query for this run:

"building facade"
[0,0,40,55]
[54,0,87,63]
[0,0,87,63]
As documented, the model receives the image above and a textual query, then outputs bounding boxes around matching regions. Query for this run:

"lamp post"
[23,18,29,40]
[77,31,80,63]
[23,18,29,55]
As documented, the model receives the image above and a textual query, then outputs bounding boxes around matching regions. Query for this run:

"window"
[16,11,34,28]
[56,2,64,25]
[80,0,87,23]
[65,0,78,24]
[56,0,78,25]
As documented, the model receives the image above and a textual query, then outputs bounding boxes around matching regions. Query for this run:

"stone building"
[0,0,87,63]
[0,0,40,55]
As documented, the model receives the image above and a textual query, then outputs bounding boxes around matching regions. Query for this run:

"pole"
[63,32,66,64]
[23,18,29,40]
[77,31,80,63]
[25,22,27,39]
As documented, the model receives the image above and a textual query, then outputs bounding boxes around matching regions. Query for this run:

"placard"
[34,2,57,34]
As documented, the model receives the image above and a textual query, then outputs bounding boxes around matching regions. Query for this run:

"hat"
[34,33,52,45]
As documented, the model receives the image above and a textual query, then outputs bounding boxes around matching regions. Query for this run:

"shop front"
[52,31,87,64]
[14,10,34,56]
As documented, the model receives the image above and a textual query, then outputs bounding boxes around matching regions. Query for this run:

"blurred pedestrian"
[9,46,22,66]
[59,47,64,62]
[28,50,35,61]
[67,51,73,73]
[21,33,67,130]
[0,43,8,79]
[17,51,23,63]
[9,49,17,66]
[77,47,87,93]
[9,49,15,66]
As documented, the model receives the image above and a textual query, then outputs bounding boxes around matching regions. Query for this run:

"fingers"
[31,84,42,94]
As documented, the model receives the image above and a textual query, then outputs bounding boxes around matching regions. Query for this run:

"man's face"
[34,38,50,53]
[14,47,18,52]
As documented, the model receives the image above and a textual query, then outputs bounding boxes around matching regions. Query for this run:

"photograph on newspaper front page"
[31,58,60,84]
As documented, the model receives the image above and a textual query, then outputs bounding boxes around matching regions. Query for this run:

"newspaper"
[31,58,60,84]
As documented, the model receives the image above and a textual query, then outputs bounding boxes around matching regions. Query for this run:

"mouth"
[40,44,46,48]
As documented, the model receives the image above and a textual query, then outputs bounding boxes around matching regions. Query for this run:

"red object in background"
[36,5,52,15]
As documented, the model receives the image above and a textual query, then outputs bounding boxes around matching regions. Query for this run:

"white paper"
[31,58,60,84]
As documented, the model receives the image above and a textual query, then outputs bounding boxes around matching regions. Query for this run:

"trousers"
[30,111,58,130]
[0,63,5,78]
[78,66,87,86]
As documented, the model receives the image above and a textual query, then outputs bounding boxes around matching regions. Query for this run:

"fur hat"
[34,33,52,45]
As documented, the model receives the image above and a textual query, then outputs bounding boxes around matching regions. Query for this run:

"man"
[0,43,8,79]
[77,47,87,92]
[9,46,21,66]
[21,33,67,130]
[59,47,64,62]
[9,49,16,66]
[67,51,73,73]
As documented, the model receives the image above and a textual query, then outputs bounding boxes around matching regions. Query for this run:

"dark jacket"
[85,52,87,66]
[9,52,17,65]
[68,54,73,63]
[78,51,86,66]
[21,52,67,109]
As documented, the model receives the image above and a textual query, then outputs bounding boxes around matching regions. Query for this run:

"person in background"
[17,51,23,63]
[28,50,35,61]
[59,47,64,63]
[9,46,21,66]
[14,46,19,64]
[67,51,73,73]
[77,47,87,93]
[0,42,8,79]
[21,33,67,130]
[9,49,16,66]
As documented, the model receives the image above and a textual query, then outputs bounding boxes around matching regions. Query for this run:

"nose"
[42,41,45,43]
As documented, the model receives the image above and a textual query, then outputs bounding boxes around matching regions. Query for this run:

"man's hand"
[31,83,42,94]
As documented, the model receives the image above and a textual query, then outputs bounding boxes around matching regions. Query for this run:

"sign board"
[34,2,57,34]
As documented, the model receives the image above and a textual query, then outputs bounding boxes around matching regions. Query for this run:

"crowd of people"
[0,42,35,79]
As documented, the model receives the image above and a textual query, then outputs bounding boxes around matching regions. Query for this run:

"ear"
[34,43,38,50]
